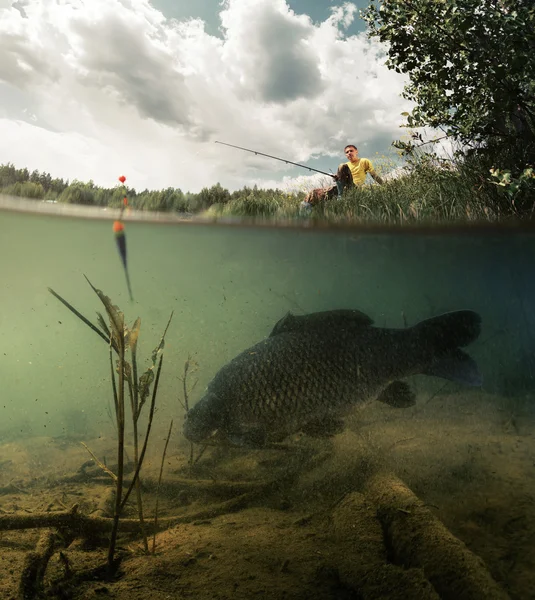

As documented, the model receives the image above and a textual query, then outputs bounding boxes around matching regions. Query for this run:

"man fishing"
[214,141,384,212]
[302,144,384,210]
[340,144,384,188]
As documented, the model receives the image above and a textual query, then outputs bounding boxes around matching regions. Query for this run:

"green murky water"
[1,199,534,599]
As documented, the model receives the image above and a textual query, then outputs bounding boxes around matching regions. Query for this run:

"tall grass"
[318,162,496,224]
[205,191,303,219]
[208,151,533,224]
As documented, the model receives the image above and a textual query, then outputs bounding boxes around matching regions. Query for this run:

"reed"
[48,278,173,572]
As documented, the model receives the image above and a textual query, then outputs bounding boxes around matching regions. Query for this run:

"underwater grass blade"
[127,318,141,412]
[107,322,126,573]
[138,311,173,417]
[126,317,148,553]
[137,369,155,418]
[152,419,174,554]
[109,344,120,420]
[180,355,198,414]
[127,318,141,352]
[111,321,148,553]
[96,312,112,342]
[179,355,198,473]
[121,353,164,511]
[47,288,109,345]
[151,311,174,364]
[84,276,125,351]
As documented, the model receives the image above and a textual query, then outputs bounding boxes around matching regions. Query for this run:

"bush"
[4,181,45,199]
[58,184,95,205]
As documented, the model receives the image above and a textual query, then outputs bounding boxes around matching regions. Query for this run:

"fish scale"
[221,331,367,437]
[183,309,482,447]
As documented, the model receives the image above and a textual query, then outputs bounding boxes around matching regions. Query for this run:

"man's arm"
[365,159,384,185]
[369,170,384,185]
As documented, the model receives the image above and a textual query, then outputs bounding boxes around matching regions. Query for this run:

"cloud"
[70,6,193,127]
[0,0,413,192]
[219,0,324,103]
[0,16,60,88]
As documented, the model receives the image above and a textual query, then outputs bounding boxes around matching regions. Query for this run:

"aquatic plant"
[152,419,173,554]
[48,278,172,570]
[177,355,200,471]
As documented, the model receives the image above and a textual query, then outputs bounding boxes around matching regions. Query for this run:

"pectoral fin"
[377,381,416,408]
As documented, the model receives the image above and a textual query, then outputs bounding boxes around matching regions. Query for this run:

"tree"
[3,181,44,199]
[58,183,95,205]
[193,183,231,211]
[362,0,535,158]
[0,163,30,187]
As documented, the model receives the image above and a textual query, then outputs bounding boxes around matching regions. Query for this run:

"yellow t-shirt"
[340,158,374,185]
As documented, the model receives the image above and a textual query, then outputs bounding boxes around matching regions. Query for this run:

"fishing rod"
[214,140,336,178]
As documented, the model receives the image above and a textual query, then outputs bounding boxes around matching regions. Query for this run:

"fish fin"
[377,381,416,408]
[269,312,295,337]
[269,309,374,337]
[414,310,481,350]
[423,349,482,386]
[301,417,345,438]
[326,309,374,327]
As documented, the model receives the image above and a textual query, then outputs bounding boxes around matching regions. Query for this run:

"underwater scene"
[1,203,535,600]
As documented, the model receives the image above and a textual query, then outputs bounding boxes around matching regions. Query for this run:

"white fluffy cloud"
[0,0,412,192]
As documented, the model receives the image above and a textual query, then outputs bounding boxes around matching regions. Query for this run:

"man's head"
[344,145,358,162]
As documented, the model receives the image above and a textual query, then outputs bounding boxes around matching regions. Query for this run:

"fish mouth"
[183,391,226,444]
[183,412,221,444]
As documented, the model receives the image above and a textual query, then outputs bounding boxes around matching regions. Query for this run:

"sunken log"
[332,491,440,599]
[364,473,510,600]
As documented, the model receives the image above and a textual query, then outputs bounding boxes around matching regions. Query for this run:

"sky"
[0,0,413,193]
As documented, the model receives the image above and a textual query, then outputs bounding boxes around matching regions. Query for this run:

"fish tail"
[413,310,481,351]
[413,310,482,387]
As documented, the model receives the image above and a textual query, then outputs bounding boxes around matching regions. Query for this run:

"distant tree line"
[0,163,289,213]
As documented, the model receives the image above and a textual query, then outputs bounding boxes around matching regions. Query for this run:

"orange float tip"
[113,221,125,233]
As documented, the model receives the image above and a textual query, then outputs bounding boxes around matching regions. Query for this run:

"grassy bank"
[206,158,533,224]
[2,151,533,224]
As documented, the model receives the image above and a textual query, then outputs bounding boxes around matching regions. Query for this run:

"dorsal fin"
[269,309,374,337]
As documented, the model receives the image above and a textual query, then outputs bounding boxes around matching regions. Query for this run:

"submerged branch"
[18,528,62,600]
[0,494,266,536]
[80,442,117,482]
